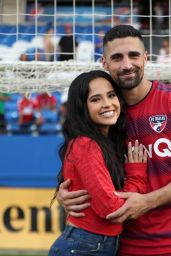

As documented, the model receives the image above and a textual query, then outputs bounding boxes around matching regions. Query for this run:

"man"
[57,25,171,256]
[58,24,78,61]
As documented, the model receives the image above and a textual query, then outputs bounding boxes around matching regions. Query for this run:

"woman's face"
[87,77,121,136]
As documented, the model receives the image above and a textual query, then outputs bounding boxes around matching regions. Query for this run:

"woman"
[49,70,147,256]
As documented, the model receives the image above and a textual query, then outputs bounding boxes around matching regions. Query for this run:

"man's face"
[102,37,148,91]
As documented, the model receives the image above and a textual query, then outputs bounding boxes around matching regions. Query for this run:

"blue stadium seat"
[4,101,18,111]
[10,94,20,102]
[39,123,61,135]
[6,123,21,134]
[41,110,58,123]
[5,111,18,123]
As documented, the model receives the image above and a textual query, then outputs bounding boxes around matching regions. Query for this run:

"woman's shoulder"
[68,136,102,163]
[71,136,98,153]
[74,136,96,146]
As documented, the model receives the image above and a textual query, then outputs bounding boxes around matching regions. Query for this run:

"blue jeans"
[48,225,120,256]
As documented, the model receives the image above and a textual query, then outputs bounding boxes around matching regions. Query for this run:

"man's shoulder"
[154,80,171,94]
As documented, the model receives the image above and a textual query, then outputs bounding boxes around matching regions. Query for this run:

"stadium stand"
[0,5,113,134]
[0,3,168,132]
[0,5,125,62]
[4,92,61,135]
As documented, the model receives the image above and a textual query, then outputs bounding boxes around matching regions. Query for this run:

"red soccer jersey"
[18,97,36,123]
[64,136,147,236]
[35,93,56,110]
[119,81,171,255]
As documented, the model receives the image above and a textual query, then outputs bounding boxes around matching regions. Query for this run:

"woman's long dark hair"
[56,70,126,198]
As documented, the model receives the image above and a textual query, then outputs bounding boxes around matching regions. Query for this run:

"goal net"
[0,0,171,93]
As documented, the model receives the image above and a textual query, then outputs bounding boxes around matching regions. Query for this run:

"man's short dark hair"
[103,25,144,48]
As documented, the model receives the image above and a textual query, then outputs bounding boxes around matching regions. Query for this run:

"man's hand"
[57,179,91,217]
[106,192,150,223]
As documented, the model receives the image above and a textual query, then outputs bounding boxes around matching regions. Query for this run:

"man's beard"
[114,68,143,90]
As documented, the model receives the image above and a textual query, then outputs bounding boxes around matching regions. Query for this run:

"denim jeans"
[48,225,120,256]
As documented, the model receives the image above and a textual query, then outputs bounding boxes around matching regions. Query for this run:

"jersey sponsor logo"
[149,115,167,133]
[145,138,171,158]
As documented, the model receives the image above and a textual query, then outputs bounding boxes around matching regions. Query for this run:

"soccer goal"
[0,0,171,93]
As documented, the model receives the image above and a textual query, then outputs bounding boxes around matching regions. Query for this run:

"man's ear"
[102,56,109,71]
[144,51,148,65]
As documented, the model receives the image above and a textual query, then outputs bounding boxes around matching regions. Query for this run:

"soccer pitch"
[1,254,46,256]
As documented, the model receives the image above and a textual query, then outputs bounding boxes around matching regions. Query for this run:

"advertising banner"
[0,188,61,251]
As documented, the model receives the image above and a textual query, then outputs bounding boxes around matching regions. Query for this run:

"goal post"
[0,0,171,93]
[0,61,171,94]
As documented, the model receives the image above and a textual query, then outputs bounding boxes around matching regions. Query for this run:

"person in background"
[19,53,29,61]
[48,70,147,256]
[25,48,46,61]
[43,27,55,61]
[34,92,57,128]
[157,38,171,64]
[17,95,43,134]
[0,93,11,134]
[57,25,171,256]
[153,0,164,33]
[35,92,57,112]
[58,24,78,61]
[28,2,44,22]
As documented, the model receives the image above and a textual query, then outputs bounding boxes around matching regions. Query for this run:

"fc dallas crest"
[149,115,167,133]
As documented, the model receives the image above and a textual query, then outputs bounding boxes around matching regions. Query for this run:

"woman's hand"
[125,140,147,163]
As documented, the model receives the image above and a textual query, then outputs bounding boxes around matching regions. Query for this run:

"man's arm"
[57,179,90,217]
[106,182,171,223]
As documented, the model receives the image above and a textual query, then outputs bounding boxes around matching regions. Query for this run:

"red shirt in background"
[18,97,36,123]
[35,93,57,110]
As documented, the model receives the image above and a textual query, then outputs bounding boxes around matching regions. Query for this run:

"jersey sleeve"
[73,137,125,219]
[122,162,147,193]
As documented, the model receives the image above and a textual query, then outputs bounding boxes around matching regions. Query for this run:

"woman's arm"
[70,137,125,218]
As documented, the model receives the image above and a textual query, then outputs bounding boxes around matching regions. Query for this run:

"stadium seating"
[0,5,111,134]
[4,92,62,135]
[0,5,113,62]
